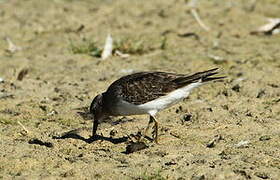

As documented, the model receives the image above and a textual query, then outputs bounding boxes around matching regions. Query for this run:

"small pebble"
[259,135,271,141]
[206,135,222,148]
[232,84,240,92]
[235,140,250,148]
[181,114,192,123]
[125,142,148,154]
[109,129,117,137]
[254,172,269,179]
[256,89,265,98]
[165,161,177,166]
[206,139,216,148]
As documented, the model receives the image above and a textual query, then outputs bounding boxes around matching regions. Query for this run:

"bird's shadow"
[68,107,128,144]
[60,107,136,144]
[52,129,128,144]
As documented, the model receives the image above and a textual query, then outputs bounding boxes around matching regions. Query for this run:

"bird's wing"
[106,68,224,105]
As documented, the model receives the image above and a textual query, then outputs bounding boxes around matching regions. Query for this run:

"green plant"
[114,37,154,55]
[69,39,102,57]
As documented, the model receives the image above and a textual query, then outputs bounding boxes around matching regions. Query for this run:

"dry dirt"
[0,0,280,179]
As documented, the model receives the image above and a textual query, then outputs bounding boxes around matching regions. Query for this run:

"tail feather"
[202,76,226,82]
[173,68,225,85]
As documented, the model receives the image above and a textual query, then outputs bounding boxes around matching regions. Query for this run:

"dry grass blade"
[17,121,30,134]
[190,9,211,32]
[114,50,130,58]
[251,18,280,35]
[5,37,22,53]
[101,34,113,60]
[187,0,210,32]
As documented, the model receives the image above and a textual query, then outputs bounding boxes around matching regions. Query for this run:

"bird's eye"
[90,94,102,114]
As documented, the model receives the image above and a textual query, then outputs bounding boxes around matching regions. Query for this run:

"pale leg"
[151,115,159,144]
[143,116,154,137]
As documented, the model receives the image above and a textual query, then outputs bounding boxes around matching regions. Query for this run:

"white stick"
[17,121,29,134]
[101,34,113,60]
[5,37,22,53]
[190,8,211,32]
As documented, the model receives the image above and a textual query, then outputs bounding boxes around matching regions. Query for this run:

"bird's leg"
[143,117,154,138]
[151,115,159,144]
[138,117,154,142]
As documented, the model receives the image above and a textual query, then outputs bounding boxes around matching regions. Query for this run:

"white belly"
[114,82,202,116]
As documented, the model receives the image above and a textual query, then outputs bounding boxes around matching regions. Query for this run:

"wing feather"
[104,69,224,105]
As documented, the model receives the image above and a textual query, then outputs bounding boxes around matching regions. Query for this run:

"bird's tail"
[173,68,226,85]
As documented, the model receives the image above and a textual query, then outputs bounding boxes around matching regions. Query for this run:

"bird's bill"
[92,116,99,137]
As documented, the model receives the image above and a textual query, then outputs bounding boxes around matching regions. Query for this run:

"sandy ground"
[1,0,280,179]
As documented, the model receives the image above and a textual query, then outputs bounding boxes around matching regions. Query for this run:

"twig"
[5,37,22,53]
[190,8,211,32]
[17,121,29,134]
[114,50,130,58]
[101,34,113,60]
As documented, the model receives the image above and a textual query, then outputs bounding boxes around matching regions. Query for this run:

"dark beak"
[92,116,99,137]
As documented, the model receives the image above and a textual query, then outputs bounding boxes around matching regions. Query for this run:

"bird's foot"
[128,131,143,143]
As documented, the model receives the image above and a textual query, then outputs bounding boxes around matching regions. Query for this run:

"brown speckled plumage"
[104,68,223,105]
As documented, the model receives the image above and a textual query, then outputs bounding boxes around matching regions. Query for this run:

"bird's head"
[90,93,107,136]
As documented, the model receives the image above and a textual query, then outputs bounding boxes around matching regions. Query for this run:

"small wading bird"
[90,68,225,143]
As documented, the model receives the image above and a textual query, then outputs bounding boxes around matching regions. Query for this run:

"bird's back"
[104,72,185,105]
[103,68,224,106]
